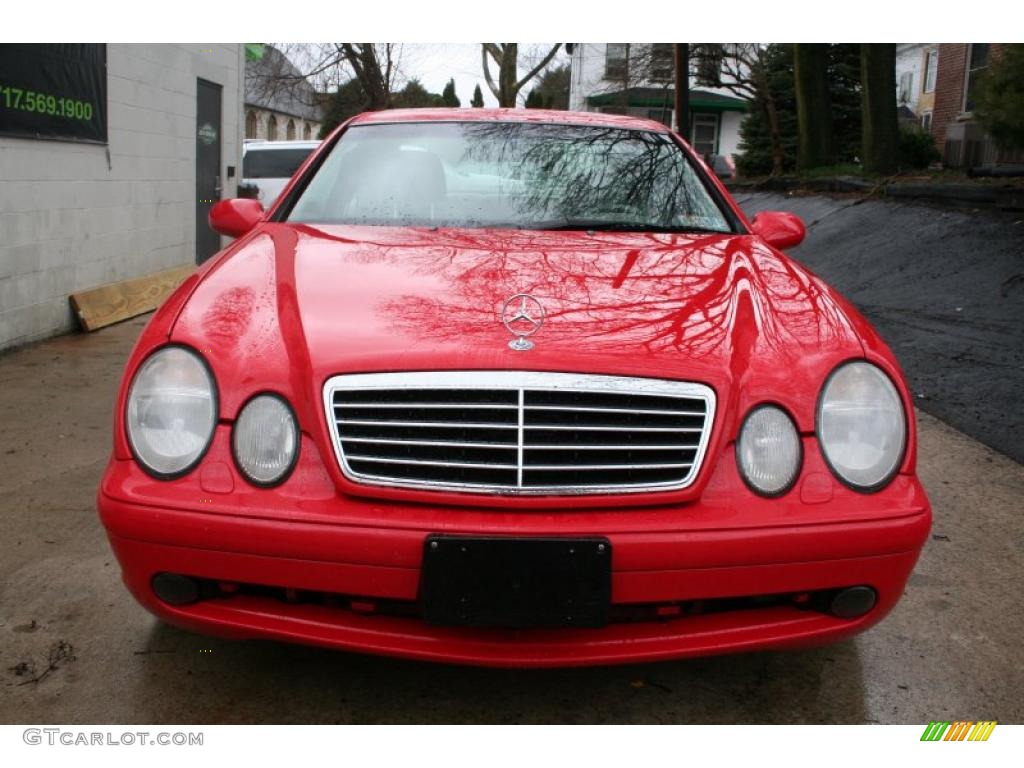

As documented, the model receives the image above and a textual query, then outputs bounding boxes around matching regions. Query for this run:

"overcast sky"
[284,43,571,108]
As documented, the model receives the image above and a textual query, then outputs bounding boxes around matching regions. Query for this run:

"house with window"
[929,44,1022,168]
[895,43,939,132]
[567,44,748,162]
[244,44,323,141]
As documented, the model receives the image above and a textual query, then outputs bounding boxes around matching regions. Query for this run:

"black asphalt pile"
[737,192,1024,463]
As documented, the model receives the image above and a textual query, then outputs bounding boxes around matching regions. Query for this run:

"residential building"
[567,43,748,161]
[244,44,324,141]
[895,43,939,132]
[0,44,244,351]
[930,44,1023,168]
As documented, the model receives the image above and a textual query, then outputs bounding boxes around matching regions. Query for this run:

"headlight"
[736,405,802,497]
[232,394,298,486]
[126,346,217,478]
[817,361,906,491]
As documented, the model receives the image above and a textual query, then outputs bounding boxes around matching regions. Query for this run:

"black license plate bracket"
[421,535,612,628]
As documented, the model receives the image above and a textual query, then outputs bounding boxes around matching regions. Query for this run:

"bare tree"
[279,43,403,111]
[712,44,787,176]
[481,44,563,107]
[337,44,398,109]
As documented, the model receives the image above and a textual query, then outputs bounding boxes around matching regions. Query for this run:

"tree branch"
[515,43,562,91]
[481,44,501,100]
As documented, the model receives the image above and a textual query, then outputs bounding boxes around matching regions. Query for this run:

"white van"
[241,139,320,206]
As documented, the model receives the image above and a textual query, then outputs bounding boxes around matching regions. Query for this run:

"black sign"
[0,44,107,143]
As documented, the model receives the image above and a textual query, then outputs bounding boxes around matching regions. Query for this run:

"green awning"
[586,87,748,112]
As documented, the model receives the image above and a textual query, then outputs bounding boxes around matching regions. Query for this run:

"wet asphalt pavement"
[736,192,1024,464]
[1,195,1022,724]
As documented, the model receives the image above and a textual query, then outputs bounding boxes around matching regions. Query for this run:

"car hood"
[172,222,866,433]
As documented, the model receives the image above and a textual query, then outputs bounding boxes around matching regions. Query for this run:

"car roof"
[348,108,672,134]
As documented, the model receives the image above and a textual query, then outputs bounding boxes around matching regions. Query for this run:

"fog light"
[151,572,200,606]
[829,586,877,618]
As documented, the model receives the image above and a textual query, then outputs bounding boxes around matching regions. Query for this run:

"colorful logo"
[920,721,997,741]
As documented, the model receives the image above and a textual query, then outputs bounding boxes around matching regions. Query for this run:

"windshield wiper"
[527,219,730,235]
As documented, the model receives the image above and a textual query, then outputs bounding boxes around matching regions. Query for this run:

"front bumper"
[98,433,931,668]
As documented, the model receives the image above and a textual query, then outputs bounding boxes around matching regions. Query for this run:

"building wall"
[0,44,244,351]
[569,43,616,111]
[719,111,744,159]
[896,44,927,115]
[244,107,320,141]
[931,44,1020,167]
[931,43,969,150]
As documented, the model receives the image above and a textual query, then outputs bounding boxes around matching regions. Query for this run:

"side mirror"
[751,211,806,250]
[209,198,264,239]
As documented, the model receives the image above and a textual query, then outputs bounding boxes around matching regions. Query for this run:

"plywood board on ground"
[69,264,194,332]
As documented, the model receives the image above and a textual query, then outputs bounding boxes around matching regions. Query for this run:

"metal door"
[195,78,222,263]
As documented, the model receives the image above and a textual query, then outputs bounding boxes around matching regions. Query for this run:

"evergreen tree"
[471,83,485,108]
[442,78,460,107]
[976,44,1024,150]
[534,64,570,110]
[525,88,544,108]
[828,44,862,164]
[736,45,797,176]
[319,79,368,138]
[393,78,444,108]
[736,44,863,176]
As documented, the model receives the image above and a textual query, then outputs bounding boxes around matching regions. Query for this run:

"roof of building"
[348,108,672,133]
[244,44,323,123]
[586,87,748,112]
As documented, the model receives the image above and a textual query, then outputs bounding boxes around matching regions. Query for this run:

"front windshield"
[285,121,733,233]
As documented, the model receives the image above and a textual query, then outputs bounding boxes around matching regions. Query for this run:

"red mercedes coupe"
[98,109,931,666]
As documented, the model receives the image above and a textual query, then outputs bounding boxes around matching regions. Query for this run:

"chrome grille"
[324,372,715,495]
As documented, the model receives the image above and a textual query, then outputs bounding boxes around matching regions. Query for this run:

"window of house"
[650,44,673,82]
[694,46,723,87]
[923,49,938,93]
[963,44,989,113]
[287,119,296,140]
[245,111,258,139]
[691,113,718,157]
[920,111,933,132]
[605,43,628,79]
[303,123,312,140]
[267,115,278,141]
[898,71,913,105]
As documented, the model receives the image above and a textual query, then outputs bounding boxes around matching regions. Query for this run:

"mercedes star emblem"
[501,294,545,351]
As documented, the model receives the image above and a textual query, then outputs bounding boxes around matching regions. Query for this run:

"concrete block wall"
[0,44,244,351]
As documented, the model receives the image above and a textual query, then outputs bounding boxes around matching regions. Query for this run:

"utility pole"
[674,44,690,138]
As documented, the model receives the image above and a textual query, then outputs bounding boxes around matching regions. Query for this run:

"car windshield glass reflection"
[286,122,732,233]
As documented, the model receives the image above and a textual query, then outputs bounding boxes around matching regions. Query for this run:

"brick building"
[931,43,1023,168]
[0,44,245,351]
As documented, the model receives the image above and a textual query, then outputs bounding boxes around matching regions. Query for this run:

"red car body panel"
[98,109,930,666]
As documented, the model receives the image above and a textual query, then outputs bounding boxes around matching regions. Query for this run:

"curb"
[726,177,1024,211]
